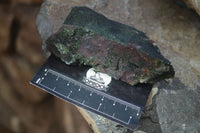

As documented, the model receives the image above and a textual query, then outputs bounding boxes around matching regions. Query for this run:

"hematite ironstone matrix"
[46,7,175,86]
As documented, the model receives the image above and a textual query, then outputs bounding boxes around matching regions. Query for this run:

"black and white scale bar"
[30,55,152,131]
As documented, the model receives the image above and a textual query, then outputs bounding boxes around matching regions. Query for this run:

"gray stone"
[156,79,200,133]
[86,111,129,133]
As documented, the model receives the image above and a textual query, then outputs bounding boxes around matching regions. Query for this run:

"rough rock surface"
[0,5,13,53]
[46,24,174,85]
[36,0,200,132]
[0,3,92,133]
[0,0,43,4]
[15,5,44,64]
[182,0,200,16]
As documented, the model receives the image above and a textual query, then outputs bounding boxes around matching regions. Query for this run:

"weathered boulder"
[182,0,200,15]
[15,5,44,64]
[0,3,92,133]
[0,5,13,53]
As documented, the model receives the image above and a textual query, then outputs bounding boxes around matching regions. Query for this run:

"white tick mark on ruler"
[113,101,116,106]
[128,116,132,124]
[68,91,72,97]
[137,110,140,116]
[36,78,41,83]
[82,100,85,104]
[112,113,115,117]
[53,87,56,91]
[78,87,81,91]
[44,69,47,72]
[97,103,102,110]
[90,93,92,96]
[56,76,59,81]
[41,77,44,80]
[125,106,128,111]
[101,97,104,101]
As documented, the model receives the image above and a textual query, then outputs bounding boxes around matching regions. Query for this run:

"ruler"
[30,55,152,130]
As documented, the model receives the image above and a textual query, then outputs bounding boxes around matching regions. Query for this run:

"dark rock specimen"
[46,7,174,85]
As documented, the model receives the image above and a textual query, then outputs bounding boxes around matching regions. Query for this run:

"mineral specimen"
[46,7,174,85]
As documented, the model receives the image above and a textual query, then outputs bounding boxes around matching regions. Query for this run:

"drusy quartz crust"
[46,24,174,85]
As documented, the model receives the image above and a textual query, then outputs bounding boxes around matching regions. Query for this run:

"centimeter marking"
[35,68,141,125]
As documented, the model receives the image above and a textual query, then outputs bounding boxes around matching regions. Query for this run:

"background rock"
[156,80,200,133]
[0,5,13,53]
[182,0,200,15]
[0,0,43,5]
[15,5,44,64]
[0,56,47,103]
[0,2,92,133]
